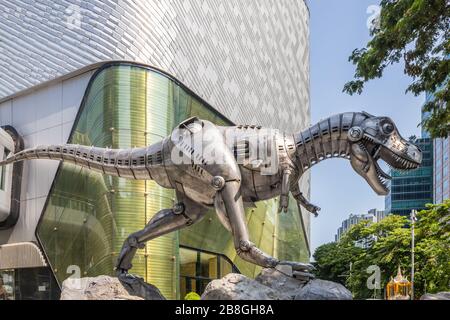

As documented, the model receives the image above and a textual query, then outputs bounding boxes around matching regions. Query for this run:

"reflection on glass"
[0,270,14,300]
[0,268,59,300]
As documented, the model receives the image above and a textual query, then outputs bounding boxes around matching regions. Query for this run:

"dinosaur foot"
[277,260,316,271]
[117,272,166,300]
[275,261,316,282]
[117,271,139,283]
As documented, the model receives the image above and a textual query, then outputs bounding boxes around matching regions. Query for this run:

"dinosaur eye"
[382,123,394,134]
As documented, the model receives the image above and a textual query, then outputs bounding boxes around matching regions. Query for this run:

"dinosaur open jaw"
[371,150,420,194]
[371,145,391,182]
[373,159,391,192]
[388,152,421,171]
[371,143,420,192]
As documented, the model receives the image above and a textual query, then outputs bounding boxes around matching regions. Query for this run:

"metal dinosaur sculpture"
[0,111,422,281]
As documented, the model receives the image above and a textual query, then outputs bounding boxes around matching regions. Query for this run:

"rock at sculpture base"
[202,268,352,300]
[60,275,165,300]
[201,273,290,300]
[294,279,352,300]
[255,267,309,299]
[420,292,450,300]
[61,269,351,300]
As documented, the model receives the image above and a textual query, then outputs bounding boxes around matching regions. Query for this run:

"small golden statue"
[386,266,412,300]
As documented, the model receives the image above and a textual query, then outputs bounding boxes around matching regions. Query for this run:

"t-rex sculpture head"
[347,113,422,196]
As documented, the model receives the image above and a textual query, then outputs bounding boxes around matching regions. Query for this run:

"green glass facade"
[385,138,434,216]
[36,63,309,299]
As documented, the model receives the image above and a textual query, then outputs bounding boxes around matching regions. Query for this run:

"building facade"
[385,137,434,216]
[367,208,387,224]
[434,136,449,204]
[425,89,450,204]
[0,1,311,300]
[0,0,310,134]
[334,209,385,243]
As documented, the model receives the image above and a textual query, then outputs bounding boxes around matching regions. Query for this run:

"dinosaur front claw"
[306,204,321,216]
[276,261,316,281]
[117,271,142,285]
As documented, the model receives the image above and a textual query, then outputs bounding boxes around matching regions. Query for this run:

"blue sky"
[308,0,424,253]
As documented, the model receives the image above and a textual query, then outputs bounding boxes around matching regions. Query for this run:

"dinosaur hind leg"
[115,195,207,274]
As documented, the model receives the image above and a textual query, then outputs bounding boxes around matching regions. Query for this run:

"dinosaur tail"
[0,144,157,180]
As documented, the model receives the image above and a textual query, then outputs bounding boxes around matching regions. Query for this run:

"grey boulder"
[202,268,352,300]
[201,273,290,300]
[294,279,353,300]
[61,269,352,300]
[420,292,450,300]
[60,275,165,300]
[255,267,309,299]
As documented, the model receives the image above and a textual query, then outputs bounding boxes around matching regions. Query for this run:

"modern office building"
[0,1,311,300]
[334,209,386,243]
[385,137,434,216]
[434,136,449,204]
[424,90,450,204]
[368,208,387,224]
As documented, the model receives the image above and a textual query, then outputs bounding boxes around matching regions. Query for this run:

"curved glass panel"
[36,63,309,299]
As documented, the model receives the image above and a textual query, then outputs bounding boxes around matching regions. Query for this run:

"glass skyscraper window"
[426,78,450,204]
[434,137,450,203]
[385,137,434,216]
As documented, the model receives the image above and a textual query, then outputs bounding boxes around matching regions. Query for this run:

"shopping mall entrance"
[179,246,239,299]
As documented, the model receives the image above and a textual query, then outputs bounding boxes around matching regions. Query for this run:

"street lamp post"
[410,209,417,300]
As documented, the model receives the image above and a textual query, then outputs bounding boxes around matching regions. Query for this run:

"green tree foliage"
[414,200,450,294]
[344,0,450,138]
[313,200,450,299]
[312,242,363,285]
